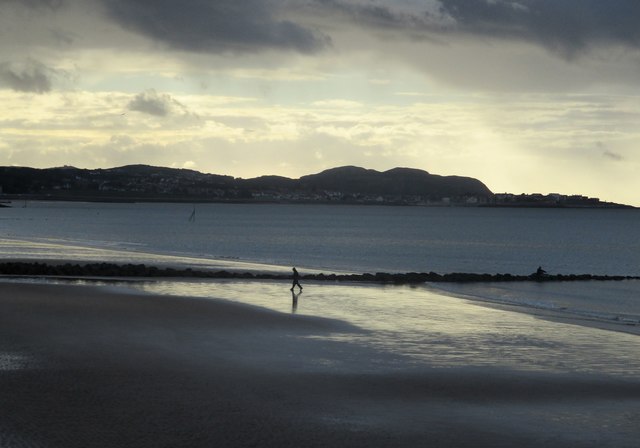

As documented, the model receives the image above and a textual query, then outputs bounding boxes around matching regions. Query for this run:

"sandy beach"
[1,281,639,447]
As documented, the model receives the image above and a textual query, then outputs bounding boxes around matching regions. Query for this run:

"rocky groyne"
[0,262,638,284]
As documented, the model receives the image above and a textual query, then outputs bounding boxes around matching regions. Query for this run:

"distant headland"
[0,164,634,209]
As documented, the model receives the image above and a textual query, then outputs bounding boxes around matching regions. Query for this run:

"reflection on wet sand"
[137,279,640,378]
[291,289,302,314]
[3,281,639,447]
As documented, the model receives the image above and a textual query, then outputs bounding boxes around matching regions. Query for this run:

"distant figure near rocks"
[534,266,547,279]
[291,267,303,292]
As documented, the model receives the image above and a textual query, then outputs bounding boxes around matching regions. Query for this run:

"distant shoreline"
[0,195,635,209]
[479,202,636,210]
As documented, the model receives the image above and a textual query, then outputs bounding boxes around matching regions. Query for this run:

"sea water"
[1,201,640,325]
[2,201,640,275]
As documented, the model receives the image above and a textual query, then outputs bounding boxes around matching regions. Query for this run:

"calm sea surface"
[1,201,639,328]
[2,201,639,275]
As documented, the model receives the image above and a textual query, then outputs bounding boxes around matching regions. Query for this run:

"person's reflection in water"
[291,290,302,314]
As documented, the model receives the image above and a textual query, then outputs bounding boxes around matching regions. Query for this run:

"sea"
[2,201,640,275]
[2,201,640,376]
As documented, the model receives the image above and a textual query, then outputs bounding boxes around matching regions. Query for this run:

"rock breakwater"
[0,262,638,284]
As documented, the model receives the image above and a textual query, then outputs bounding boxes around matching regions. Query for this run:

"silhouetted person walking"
[291,267,303,291]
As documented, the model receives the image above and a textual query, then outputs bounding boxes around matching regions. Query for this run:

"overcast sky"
[1,0,640,205]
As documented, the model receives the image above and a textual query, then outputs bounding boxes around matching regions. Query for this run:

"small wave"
[428,282,640,329]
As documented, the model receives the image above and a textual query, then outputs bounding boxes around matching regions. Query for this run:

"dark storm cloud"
[1,0,64,10]
[434,0,640,57]
[101,0,329,54]
[310,0,640,58]
[310,0,425,29]
[0,60,53,93]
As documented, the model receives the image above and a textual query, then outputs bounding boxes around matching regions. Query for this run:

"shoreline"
[1,193,636,209]
[2,259,640,337]
[2,281,640,447]
[430,285,640,337]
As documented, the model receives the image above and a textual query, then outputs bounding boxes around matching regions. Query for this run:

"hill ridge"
[0,164,492,205]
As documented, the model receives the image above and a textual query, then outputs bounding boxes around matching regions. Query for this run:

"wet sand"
[1,282,639,447]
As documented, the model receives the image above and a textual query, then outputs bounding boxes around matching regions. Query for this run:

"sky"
[1,0,640,205]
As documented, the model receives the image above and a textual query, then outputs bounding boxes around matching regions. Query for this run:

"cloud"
[301,0,451,42]
[307,0,640,59]
[597,142,624,161]
[434,0,640,58]
[181,160,197,169]
[603,150,623,161]
[0,59,54,93]
[101,0,329,54]
[4,1,640,66]
[2,0,63,10]
[128,89,185,117]
[311,99,363,108]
